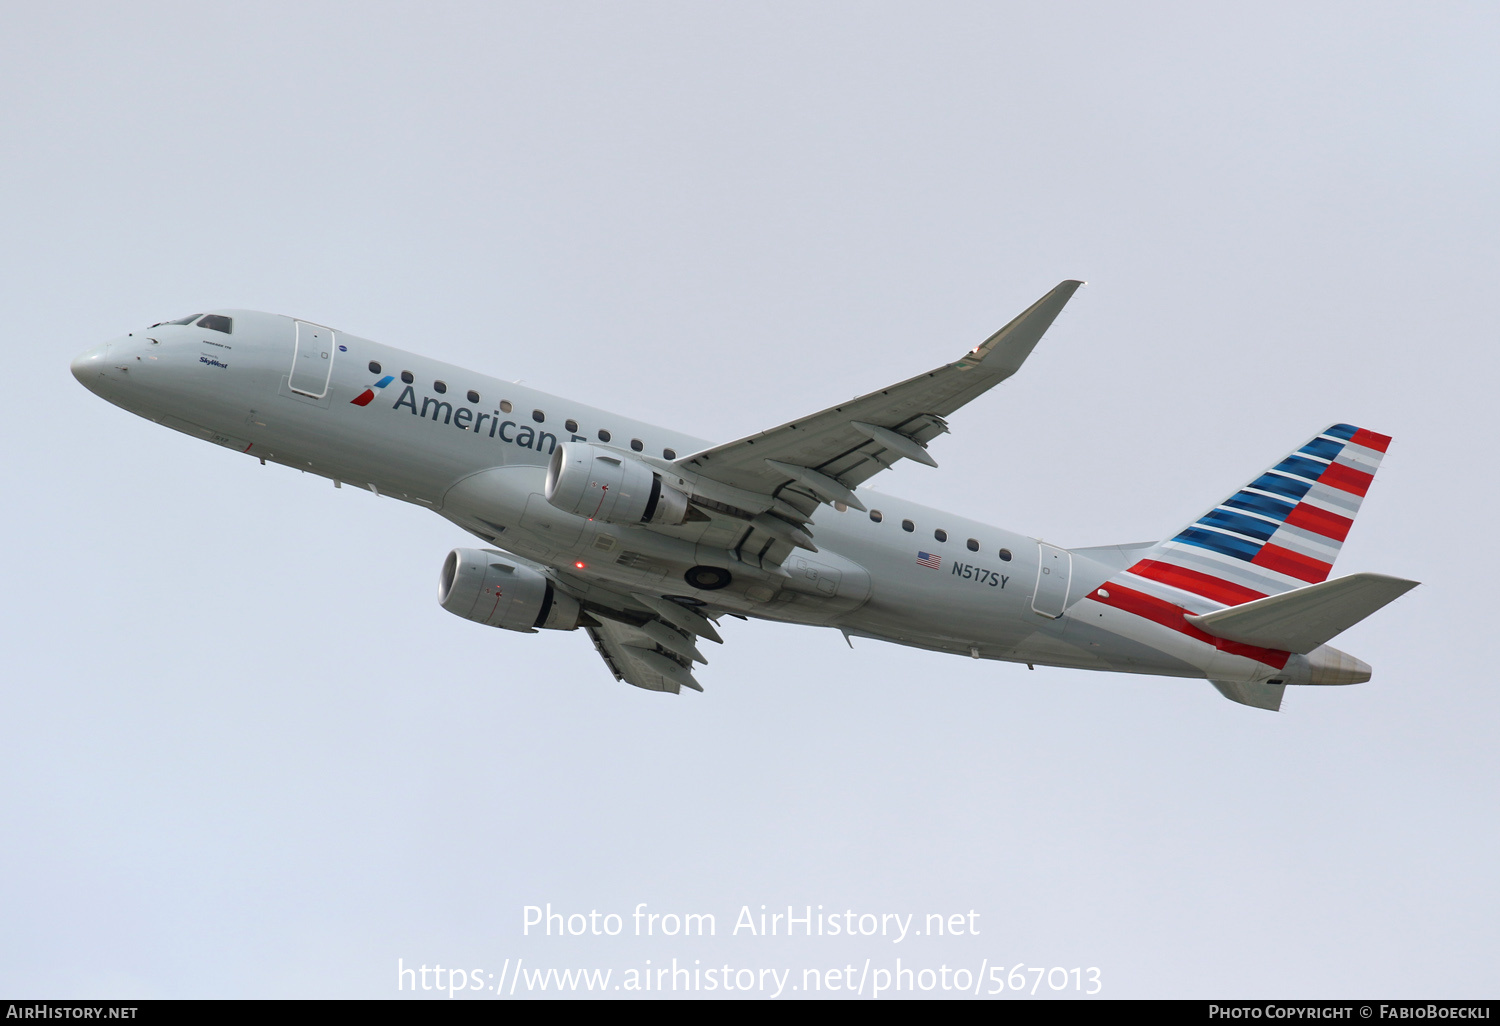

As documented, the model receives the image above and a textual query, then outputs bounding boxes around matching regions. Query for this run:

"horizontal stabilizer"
[1212,680,1285,712]
[1187,573,1419,654]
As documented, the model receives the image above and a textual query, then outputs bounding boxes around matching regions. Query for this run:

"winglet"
[957,280,1084,376]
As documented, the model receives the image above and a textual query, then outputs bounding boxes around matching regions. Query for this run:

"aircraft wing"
[460,556,722,695]
[677,280,1083,517]
[585,618,702,694]
[574,588,722,695]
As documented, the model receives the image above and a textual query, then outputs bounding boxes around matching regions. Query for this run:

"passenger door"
[289,321,336,398]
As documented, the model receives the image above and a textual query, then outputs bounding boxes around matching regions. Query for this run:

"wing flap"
[585,617,704,694]
[632,593,724,643]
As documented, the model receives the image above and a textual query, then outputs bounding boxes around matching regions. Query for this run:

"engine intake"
[438,548,580,632]
[545,442,690,526]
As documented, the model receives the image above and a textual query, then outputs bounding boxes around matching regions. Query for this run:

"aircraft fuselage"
[71,309,1366,695]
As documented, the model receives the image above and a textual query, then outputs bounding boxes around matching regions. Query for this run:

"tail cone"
[1305,646,1372,686]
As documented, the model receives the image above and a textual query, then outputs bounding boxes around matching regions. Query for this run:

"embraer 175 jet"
[70,282,1417,711]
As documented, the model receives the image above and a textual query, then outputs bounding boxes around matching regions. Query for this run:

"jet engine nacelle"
[438,548,581,632]
[545,442,690,526]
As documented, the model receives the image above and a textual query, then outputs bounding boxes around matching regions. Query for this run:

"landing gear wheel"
[684,565,733,591]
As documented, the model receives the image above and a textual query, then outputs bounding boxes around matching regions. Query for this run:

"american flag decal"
[917,551,941,569]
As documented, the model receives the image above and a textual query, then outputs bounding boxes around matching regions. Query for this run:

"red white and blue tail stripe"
[1128,423,1390,603]
[1084,424,1392,669]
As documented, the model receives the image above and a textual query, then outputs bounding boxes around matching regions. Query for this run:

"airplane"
[69,281,1418,712]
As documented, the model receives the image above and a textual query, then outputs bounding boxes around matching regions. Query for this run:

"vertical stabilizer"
[1119,424,1391,608]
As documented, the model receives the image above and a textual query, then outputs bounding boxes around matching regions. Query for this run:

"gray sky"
[2,1,1496,999]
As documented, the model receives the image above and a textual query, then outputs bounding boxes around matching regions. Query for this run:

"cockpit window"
[196,314,232,334]
[150,314,202,327]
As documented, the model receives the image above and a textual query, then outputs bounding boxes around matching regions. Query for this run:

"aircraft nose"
[70,341,111,391]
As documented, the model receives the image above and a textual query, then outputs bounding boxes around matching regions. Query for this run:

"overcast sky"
[2,1,1496,999]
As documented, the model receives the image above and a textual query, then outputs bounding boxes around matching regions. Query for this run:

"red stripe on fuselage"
[1349,428,1391,453]
[1251,543,1332,583]
[350,389,376,407]
[1127,559,1267,606]
[1284,502,1353,542]
[1092,582,1290,669]
[1318,462,1373,496]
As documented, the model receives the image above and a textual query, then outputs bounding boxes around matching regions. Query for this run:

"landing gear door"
[290,321,335,398]
[1031,542,1072,618]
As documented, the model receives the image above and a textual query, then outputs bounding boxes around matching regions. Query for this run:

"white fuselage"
[71,310,1353,689]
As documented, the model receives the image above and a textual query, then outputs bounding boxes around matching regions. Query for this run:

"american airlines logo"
[351,375,395,406]
[357,382,576,456]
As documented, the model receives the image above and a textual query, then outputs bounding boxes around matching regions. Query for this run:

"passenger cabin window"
[934,529,947,543]
[870,510,883,523]
[565,419,578,433]
[663,448,676,460]
[967,538,979,552]
[998,548,1013,562]
[499,400,513,413]
[368,361,381,374]
[630,439,643,452]
[433,380,447,394]
[532,410,545,423]
[901,519,915,533]
[401,371,414,384]
[196,314,232,334]
[598,429,612,442]
[466,390,480,404]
